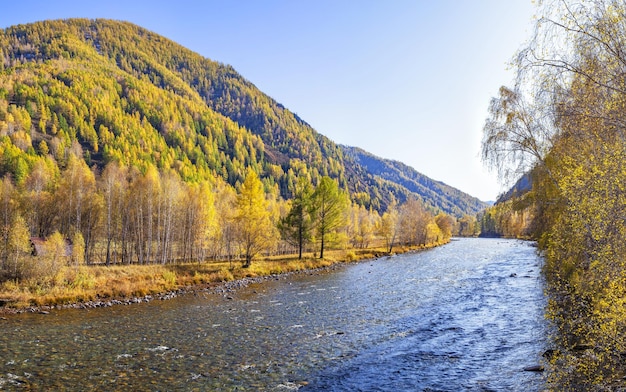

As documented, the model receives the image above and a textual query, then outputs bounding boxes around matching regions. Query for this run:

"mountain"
[495,172,532,204]
[0,18,483,216]
[341,146,488,216]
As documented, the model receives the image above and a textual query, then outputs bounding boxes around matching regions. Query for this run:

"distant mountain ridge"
[341,146,488,216]
[0,18,485,216]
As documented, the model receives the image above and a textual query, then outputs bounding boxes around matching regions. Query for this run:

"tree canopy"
[481,0,626,388]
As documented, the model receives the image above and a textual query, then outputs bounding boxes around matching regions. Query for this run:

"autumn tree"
[213,179,238,265]
[7,214,31,279]
[235,168,275,267]
[100,162,128,265]
[126,165,159,264]
[482,86,553,186]
[347,204,379,249]
[55,154,101,263]
[71,231,85,266]
[180,181,217,262]
[312,176,348,259]
[481,1,626,387]
[435,213,455,241]
[23,157,58,238]
[397,198,429,246]
[39,231,66,281]
[457,215,478,237]
[378,198,399,253]
[157,171,181,264]
[0,176,18,272]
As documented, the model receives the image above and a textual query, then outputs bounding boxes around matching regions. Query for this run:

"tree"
[378,199,399,253]
[481,86,553,186]
[457,215,478,237]
[435,213,455,241]
[0,176,18,271]
[24,158,57,238]
[347,204,378,249]
[312,176,348,259]
[180,181,217,262]
[40,231,66,281]
[278,177,314,259]
[424,220,443,245]
[55,154,101,263]
[215,179,238,265]
[480,2,626,385]
[71,231,85,266]
[397,198,430,246]
[38,140,49,155]
[100,162,128,265]
[235,168,275,267]
[8,214,31,279]
[157,171,181,264]
[125,165,164,264]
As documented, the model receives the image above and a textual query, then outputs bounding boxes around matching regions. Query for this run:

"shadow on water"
[0,238,547,391]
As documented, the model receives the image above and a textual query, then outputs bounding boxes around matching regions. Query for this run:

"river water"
[0,238,547,391]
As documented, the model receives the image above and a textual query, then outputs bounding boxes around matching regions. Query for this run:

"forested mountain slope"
[342,146,487,216]
[0,18,481,215]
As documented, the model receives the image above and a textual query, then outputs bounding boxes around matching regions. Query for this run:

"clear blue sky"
[0,1,536,201]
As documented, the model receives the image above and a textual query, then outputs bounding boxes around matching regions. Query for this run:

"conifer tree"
[278,177,314,259]
[235,168,274,267]
[312,176,348,259]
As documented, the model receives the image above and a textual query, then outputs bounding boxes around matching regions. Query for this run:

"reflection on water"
[0,238,546,391]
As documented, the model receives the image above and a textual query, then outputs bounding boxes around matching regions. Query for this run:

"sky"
[0,1,537,202]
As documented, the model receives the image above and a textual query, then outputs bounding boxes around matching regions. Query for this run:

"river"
[0,238,547,391]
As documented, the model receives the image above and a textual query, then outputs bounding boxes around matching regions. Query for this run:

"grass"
[0,244,439,311]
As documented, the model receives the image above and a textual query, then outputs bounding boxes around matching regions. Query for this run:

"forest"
[0,18,485,217]
[481,0,626,389]
[0,154,454,282]
[0,18,463,307]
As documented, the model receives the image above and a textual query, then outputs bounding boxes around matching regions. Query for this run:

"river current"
[0,238,547,391]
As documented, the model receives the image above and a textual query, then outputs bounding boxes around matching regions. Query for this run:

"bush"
[162,270,177,286]
[17,255,63,284]
[68,268,96,290]
[16,231,66,284]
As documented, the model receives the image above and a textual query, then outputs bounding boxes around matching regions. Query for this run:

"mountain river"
[0,238,547,391]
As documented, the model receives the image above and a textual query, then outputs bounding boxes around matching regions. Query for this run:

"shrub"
[162,270,177,286]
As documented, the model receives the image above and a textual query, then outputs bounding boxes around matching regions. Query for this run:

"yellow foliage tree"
[235,168,276,267]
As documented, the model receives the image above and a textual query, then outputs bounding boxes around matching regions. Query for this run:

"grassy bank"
[0,244,440,312]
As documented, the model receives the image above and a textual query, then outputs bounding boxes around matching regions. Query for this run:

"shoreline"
[0,245,440,316]
[1,260,348,315]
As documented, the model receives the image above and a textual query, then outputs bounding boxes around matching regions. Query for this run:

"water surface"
[0,238,547,391]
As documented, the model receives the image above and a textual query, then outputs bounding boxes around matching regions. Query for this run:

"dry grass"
[0,244,440,311]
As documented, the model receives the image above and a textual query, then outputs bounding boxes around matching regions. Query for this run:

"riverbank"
[0,243,443,314]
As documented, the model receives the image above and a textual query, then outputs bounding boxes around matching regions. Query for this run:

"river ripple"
[0,238,546,391]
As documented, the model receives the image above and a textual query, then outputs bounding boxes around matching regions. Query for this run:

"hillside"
[495,172,532,204]
[342,146,487,216]
[0,18,482,215]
